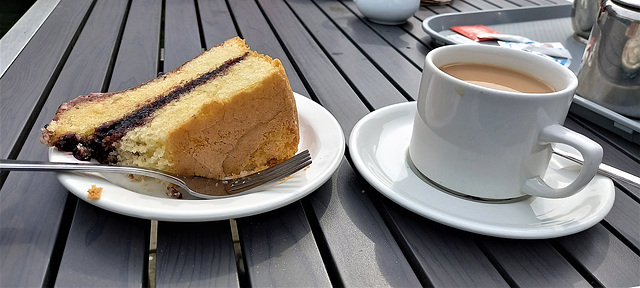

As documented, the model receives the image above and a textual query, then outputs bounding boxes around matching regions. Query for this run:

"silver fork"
[0,150,311,199]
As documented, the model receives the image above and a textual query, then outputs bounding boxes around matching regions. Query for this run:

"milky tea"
[439,62,555,93]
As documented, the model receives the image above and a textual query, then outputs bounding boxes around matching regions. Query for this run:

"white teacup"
[354,0,420,25]
[409,45,603,202]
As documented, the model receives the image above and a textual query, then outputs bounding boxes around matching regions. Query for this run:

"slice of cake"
[42,37,299,179]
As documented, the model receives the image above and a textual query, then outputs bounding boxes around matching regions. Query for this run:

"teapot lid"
[612,0,640,10]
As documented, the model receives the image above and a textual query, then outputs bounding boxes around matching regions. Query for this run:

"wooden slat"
[196,0,238,49]
[54,203,149,286]
[308,159,423,287]
[470,0,520,9]
[526,0,564,6]
[415,6,438,20]
[227,0,309,96]
[155,221,239,287]
[558,225,640,287]
[497,0,542,7]
[108,0,162,92]
[457,0,511,10]
[604,191,640,248]
[315,0,424,99]
[375,198,510,287]
[481,239,591,287]
[163,0,203,72]
[286,0,408,110]
[418,3,461,18]
[237,202,332,287]
[0,172,71,288]
[0,0,93,159]
[338,0,430,69]
[405,16,435,48]
[448,0,483,12]
[257,0,370,140]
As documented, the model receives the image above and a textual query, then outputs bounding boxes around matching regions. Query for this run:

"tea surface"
[440,63,555,93]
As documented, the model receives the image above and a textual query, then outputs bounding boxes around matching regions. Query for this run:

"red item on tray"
[450,25,500,41]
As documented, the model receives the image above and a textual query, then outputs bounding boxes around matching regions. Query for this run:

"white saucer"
[349,102,615,239]
[50,93,345,222]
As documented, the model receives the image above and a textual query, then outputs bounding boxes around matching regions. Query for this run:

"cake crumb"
[166,186,183,199]
[87,185,103,200]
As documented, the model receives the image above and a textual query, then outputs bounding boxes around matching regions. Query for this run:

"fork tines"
[229,150,312,193]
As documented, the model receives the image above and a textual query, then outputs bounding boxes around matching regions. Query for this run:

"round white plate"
[50,93,345,221]
[349,101,615,239]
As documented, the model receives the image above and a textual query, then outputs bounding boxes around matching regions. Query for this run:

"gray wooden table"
[1,0,638,287]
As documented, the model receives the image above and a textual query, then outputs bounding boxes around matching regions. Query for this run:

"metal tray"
[422,4,639,144]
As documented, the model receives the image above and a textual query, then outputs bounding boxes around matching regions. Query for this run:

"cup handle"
[523,124,603,198]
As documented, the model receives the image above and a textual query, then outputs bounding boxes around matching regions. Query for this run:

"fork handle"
[0,159,181,184]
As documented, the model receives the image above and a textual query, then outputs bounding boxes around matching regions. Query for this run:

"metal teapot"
[576,0,640,118]
[572,0,601,40]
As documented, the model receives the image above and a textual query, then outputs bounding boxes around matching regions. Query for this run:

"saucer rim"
[349,101,616,239]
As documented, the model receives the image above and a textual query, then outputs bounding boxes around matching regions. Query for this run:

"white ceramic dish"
[355,0,420,25]
[49,93,345,222]
[349,101,615,239]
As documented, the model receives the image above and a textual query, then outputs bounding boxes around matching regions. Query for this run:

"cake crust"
[167,62,299,178]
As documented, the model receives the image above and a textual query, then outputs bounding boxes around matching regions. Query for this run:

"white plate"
[349,101,615,239]
[50,93,345,221]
